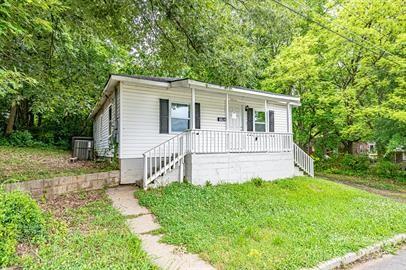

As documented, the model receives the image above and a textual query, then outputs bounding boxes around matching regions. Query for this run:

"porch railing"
[143,130,295,188]
[142,131,188,189]
[293,143,314,177]
[188,129,293,153]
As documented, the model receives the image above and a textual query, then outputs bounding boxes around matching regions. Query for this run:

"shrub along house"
[90,74,313,189]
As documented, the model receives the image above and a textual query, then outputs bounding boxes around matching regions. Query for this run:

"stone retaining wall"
[2,171,120,199]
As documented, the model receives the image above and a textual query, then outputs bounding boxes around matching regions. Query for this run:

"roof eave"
[178,79,300,105]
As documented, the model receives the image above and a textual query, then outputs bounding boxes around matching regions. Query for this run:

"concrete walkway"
[351,246,406,270]
[107,185,215,270]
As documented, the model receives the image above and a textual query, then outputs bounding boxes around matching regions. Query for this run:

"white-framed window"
[254,110,266,132]
[170,102,190,132]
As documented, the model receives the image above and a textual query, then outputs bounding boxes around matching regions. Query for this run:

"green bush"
[0,131,49,147]
[251,177,265,187]
[8,131,35,147]
[340,154,370,172]
[318,153,405,181]
[369,160,403,179]
[316,154,370,175]
[0,189,48,267]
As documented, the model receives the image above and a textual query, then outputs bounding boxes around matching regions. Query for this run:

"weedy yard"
[0,146,117,183]
[136,177,406,270]
[1,189,155,269]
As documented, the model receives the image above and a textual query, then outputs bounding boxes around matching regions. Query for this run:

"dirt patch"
[319,174,406,203]
[39,190,104,221]
[0,146,116,183]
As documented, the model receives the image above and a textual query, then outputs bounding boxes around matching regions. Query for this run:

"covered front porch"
[142,129,313,189]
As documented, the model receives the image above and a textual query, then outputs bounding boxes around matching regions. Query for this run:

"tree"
[261,0,405,155]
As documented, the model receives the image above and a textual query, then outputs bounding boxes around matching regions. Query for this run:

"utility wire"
[268,0,403,66]
[332,0,387,36]
[291,0,399,59]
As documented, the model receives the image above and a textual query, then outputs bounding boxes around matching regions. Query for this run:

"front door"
[228,102,243,131]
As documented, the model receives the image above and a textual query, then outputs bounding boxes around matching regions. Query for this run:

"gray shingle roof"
[111,74,297,99]
[111,74,183,83]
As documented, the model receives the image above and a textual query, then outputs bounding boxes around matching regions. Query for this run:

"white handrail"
[293,143,314,177]
[143,130,296,189]
[143,131,189,189]
[189,130,293,153]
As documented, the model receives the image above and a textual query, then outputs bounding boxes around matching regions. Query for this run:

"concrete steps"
[294,165,304,177]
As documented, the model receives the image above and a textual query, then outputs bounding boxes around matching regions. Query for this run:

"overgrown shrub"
[0,189,48,267]
[0,131,49,147]
[369,160,404,180]
[317,153,405,180]
[340,154,370,172]
[8,130,35,146]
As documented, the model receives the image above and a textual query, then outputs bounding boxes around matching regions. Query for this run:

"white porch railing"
[188,129,293,153]
[143,131,188,189]
[143,130,315,189]
[293,143,314,177]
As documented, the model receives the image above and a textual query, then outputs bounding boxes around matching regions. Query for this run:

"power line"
[332,0,387,36]
[291,0,399,59]
[269,0,402,66]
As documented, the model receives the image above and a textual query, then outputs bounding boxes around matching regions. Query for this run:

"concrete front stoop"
[107,185,215,270]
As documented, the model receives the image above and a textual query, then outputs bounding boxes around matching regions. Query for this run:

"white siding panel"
[93,89,119,157]
[268,102,288,133]
[121,85,230,158]
[196,91,226,130]
[121,83,191,158]
[120,82,291,158]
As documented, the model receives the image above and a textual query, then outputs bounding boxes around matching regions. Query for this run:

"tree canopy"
[0,0,404,156]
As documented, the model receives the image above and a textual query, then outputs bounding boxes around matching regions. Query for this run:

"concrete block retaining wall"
[2,171,120,199]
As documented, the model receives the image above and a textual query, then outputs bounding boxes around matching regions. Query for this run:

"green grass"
[19,191,155,270]
[0,146,117,184]
[317,172,406,193]
[136,177,406,270]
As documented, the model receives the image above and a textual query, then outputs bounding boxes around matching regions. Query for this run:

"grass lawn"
[0,146,117,184]
[317,172,406,193]
[136,177,406,270]
[18,190,155,270]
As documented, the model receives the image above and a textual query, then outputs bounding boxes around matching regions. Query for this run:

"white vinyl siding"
[120,83,190,158]
[195,91,226,131]
[268,102,288,133]
[93,88,119,157]
[119,82,291,158]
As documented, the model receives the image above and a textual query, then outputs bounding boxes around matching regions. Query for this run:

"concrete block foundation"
[120,152,295,186]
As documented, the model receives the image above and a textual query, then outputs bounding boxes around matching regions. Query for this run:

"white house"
[90,74,313,189]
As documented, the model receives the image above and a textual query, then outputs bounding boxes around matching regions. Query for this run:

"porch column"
[191,87,195,130]
[265,100,268,132]
[287,102,292,133]
[225,92,229,130]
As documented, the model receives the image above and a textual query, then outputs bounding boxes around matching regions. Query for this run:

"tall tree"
[261,0,405,155]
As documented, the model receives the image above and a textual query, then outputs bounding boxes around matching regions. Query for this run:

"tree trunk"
[5,103,17,135]
[37,113,42,127]
[343,141,354,154]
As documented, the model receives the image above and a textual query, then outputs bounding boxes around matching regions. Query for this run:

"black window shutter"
[269,110,275,132]
[247,108,254,131]
[195,103,201,129]
[159,99,169,133]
